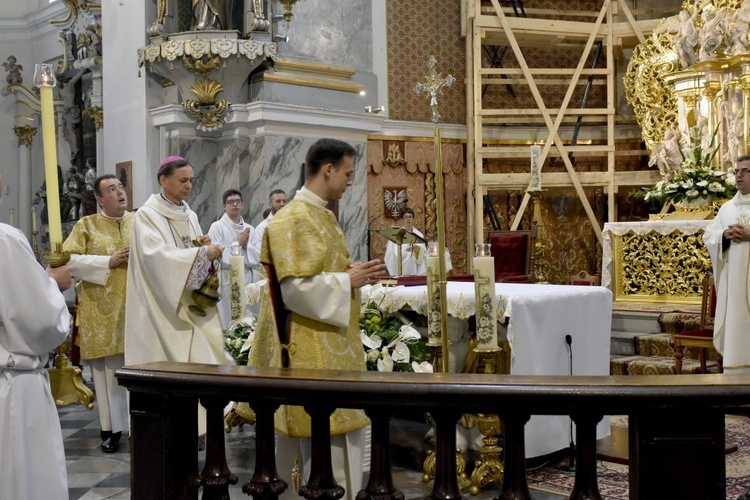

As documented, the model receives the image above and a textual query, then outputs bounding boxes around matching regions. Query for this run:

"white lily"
[412,361,434,373]
[377,350,394,372]
[391,341,411,363]
[398,324,421,341]
[360,329,383,349]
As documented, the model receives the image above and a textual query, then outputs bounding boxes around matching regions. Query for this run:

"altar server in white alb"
[384,208,427,276]
[208,189,261,327]
[126,156,226,367]
[703,155,750,373]
[0,174,72,499]
[255,189,288,240]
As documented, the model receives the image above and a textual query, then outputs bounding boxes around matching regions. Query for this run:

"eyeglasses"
[225,199,243,206]
[733,168,750,176]
[402,215,414,220]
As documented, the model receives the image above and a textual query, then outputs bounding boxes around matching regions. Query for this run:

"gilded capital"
[83,106,104,130]
[13,125,37,146]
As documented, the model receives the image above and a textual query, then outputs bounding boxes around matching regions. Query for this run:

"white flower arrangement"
[223,315,257,365]
[643,122,736,204]
[360,305,433,373]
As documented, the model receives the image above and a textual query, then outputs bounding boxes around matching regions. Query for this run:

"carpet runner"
[526,415,750,498]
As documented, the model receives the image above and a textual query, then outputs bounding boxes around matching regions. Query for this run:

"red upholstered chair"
[673,275,722,374]
[487,230,536,283]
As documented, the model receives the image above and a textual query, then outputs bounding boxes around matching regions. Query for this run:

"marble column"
[13,124,36,240]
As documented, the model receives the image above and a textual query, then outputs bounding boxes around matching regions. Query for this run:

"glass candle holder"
[475,243,491,257]
[428,241,439,257]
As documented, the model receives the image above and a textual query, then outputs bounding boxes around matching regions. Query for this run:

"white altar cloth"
[361,282,613,457]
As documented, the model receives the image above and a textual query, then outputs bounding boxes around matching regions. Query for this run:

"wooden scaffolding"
[465,0,664,258]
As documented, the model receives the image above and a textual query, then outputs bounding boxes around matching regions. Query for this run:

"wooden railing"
[116,362,750,500]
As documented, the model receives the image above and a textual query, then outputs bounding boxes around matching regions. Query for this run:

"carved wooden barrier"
[117,363,750,500]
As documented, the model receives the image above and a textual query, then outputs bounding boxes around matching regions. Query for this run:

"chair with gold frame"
[673,275,722,375]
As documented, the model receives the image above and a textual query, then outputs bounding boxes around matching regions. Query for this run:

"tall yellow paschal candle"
[35,64,62,245]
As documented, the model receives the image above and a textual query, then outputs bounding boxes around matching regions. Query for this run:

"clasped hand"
[725,224,749,243]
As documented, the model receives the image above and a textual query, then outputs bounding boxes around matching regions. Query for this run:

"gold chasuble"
[249,195,369,438]
[63,213,133,359]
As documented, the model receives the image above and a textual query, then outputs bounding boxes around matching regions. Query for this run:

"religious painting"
[383,186,408,220]
[116,161,133,211]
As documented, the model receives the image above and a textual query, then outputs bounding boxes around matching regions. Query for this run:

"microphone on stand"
[564,333,575,472]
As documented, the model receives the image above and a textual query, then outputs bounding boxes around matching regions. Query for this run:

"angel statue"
[729,0,750,56]
[722,105,744,168]
[699,6,728,61]
[649,128,682,180]
[2,55,23,86]
[673,10,699,68]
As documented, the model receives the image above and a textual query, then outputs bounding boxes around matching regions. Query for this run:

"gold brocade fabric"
[63,213,132,359]
[248,198,369,438]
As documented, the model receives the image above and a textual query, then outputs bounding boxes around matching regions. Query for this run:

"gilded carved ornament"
[182,79,230,131]
[382,143,406,168]
[13,125,37,147]
[624,29,680,150]
[613,230,710,304]
[138,39,276,71]
[83,106,103,130]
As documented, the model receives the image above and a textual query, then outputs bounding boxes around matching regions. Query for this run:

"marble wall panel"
[281,0,373,71]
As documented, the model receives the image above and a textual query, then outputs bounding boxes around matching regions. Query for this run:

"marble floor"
[60,389,566,500]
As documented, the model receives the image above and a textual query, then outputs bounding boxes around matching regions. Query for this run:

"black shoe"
[100,430,112,441]
[101,432,121,453]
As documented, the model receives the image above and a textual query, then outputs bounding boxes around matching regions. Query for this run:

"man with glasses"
[208,189,261,328]
[63,174,132,453]
[384,208,427,275]
[704,156,750,373]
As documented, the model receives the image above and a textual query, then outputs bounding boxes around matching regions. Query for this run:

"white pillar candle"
[473,244,498,350]
[9,209,14,227]
[229,242,246,321]
[32,207,37,233]
[426,241,442,346]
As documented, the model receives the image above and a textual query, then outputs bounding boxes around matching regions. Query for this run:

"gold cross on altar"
[414,56,455,124]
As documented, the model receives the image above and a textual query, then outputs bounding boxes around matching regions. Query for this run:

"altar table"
[602,220,711,305]
[361,282,612,458]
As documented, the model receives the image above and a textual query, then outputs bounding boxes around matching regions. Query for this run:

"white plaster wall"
[0,1,66,227]
[101,0,159,208]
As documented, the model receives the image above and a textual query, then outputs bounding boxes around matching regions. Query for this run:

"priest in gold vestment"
[63,174,131,453]
[247,139,387,499]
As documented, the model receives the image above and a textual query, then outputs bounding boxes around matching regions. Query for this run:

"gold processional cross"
[414,56,453,373]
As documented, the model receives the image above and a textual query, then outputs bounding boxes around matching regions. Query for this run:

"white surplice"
[255,211,273,240]
[125,194,227,367]
[0,223,70,500]
[383,227,427,276]
[208,213,261,327]
[703,192,750,371]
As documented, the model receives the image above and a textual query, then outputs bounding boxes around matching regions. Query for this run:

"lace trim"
[187,246,211,290]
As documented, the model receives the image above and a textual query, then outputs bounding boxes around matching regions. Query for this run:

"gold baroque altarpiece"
[613,230,711,304]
